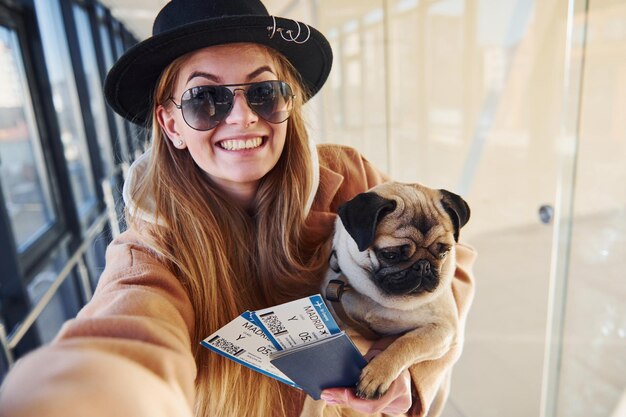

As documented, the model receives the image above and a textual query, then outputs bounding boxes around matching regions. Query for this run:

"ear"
[337,192,397,252]
[156,104,187,149]
[439,189,471,242]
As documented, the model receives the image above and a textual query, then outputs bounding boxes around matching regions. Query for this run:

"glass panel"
[99,21,130,162]
[316,0,389,172]
[26,246,81,344]
[0,26,57,250]
[98,24,114,71]
[556,1,626,416]
[112,21,126,58]
[34,0,97,218]
[314,1,574,416]
[72,4,115,178]
[110,24,137,159]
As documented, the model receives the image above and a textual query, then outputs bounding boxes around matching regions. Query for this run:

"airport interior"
[0,0,624,416]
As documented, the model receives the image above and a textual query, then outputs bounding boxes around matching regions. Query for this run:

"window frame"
[0,2,70,277]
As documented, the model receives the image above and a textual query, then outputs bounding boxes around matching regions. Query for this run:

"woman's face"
[157,44,289,204]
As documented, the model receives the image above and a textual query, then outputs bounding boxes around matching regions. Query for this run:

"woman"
[0,1,476,416]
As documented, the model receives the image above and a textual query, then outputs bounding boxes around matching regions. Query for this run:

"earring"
[177,139,184,147]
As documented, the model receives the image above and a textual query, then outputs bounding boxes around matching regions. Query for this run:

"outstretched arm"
[0,229,198,417]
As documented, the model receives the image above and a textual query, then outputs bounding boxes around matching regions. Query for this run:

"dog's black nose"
[412,259,431,276]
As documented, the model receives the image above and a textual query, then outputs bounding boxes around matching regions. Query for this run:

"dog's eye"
[380,250,399,261]
[437,243,451,258]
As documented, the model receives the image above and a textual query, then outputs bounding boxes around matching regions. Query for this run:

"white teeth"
[219,137,263,150]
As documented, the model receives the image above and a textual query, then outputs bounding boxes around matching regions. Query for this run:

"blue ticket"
[252,294,341,350]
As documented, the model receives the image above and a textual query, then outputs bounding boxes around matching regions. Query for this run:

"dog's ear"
[338,192,397,252]
[439,189,470,242]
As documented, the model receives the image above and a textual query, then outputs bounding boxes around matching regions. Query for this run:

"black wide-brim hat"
[104,0,333,126]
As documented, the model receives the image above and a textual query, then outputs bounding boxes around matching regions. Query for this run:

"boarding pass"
[200,311,298,387]
[252,294,341,350]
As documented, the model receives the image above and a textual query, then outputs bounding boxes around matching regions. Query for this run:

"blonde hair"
[128,44,331,417]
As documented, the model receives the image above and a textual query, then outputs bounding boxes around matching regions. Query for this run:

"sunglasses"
[169,80,295,131]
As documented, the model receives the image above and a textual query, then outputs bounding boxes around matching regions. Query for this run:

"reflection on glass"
[34,0,97,218]
[0,26,56,250]
[73,4,114,177]
[26,246,81,344]
[112,21,126,58]
[314,1,576,416]
[319,0,389,170]
[556,1,626,416]
[98,22,114,70]
[99,18,130,161]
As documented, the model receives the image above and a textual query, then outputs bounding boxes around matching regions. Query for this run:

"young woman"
[0,1,476,416]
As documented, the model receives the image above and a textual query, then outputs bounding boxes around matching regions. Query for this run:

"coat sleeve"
[324,145,477,417]
[0,230,198,417]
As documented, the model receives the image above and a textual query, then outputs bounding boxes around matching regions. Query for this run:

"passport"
[269,331,367,400]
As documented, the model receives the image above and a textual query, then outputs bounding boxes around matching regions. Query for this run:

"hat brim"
[104,16,333,126]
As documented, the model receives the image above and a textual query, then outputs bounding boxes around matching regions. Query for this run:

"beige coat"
[0,144,476,417]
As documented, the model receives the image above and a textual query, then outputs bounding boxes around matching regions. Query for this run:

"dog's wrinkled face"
[333,182,470,305]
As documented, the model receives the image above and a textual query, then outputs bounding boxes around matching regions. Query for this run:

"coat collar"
[310,164,343,214]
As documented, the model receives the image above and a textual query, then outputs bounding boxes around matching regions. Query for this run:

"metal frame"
[86,0,127,166]
[0,211,108,367]
[0,0,132,371]
[0,2,68,278]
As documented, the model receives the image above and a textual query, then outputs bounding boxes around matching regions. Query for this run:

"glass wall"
[0,0,137,373]
[311,2,566,414]
[276,0,625,415]
[0,27,57,251]
[73,3,115,178]
[95,4,130,163]
[556,1,626,416]
[34,0,98,221]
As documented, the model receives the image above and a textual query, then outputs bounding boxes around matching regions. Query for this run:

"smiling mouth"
[218,137,265,151]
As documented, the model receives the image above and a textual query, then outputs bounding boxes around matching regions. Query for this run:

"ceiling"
[100,0,297,41]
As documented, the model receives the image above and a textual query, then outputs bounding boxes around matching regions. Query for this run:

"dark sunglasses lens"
[246,81,294,124]
[180,86,232,130]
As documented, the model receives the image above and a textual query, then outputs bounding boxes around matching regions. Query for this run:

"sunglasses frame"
[168,80,296,131]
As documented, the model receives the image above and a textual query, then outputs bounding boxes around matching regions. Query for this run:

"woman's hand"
[319,369,412,414]
[319,343,413,415]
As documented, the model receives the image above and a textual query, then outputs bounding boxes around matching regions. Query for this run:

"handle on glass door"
[538,204,554,224]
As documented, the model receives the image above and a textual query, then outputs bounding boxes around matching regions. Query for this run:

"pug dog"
[323,182,470,404]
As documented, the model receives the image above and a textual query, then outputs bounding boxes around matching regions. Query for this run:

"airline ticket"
[252,294,341,350]
[200,311,298,387]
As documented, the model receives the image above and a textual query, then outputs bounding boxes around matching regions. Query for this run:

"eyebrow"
[186,66,276,84]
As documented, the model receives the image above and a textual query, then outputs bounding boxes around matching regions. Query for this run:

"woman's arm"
[0,229,197,417]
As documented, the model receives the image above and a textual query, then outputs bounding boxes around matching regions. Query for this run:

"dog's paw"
[354,359,397,400]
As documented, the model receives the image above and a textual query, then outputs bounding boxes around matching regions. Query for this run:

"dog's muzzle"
[376,259,439,295]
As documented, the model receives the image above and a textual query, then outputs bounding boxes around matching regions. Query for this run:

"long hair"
[127,44,331,417]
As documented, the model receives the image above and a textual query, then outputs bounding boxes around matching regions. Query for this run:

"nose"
[412,259,432,277]
[224,88,258,127]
